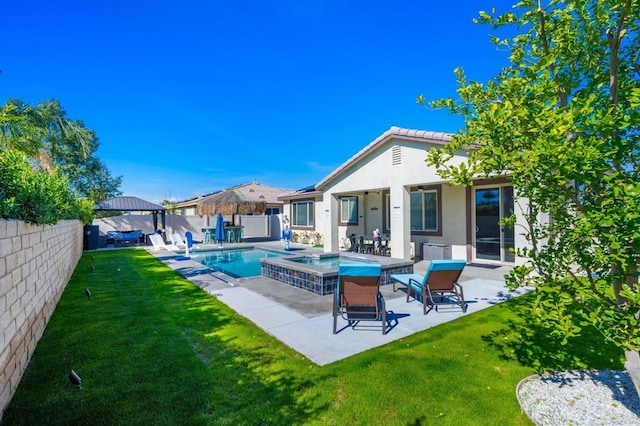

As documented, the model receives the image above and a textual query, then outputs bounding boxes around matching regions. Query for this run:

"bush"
[0,149,92,224]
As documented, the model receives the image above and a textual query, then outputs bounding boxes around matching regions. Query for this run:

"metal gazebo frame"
[93,196,167,232]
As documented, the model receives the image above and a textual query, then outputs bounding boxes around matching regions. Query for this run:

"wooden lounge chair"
[333,264,387,335]
[390,259,467,314]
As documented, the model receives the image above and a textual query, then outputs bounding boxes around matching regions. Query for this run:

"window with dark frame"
[410,187,439,232]
[292,200,314,228]
[339,196,358,225]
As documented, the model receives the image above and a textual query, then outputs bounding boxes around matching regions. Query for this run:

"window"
[265,207,280,215]
[339,196,358,224]
[292,201,314,227]
[410,188,439,232]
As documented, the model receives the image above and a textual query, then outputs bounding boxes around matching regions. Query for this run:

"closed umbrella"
[214,213,225,247]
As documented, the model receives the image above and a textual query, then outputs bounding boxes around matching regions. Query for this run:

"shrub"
[0,149,91,224]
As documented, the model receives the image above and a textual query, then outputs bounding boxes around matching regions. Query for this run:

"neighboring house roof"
[221,182,293,204]
[93,196,166,211]
[175,182,294,209]
[195,182,294,216]
[174,191,222,209]
[315,126,453,190]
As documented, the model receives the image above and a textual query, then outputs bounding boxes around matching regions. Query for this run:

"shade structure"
[196,189,267,217]
[94,196,166,232]
[214,213,225,245]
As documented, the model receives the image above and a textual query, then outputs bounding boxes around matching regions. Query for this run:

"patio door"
[474,185,515,263]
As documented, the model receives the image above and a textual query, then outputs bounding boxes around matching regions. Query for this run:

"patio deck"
[150,241,528,366]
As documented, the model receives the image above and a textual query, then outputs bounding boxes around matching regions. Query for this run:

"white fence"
[94,213,282,243]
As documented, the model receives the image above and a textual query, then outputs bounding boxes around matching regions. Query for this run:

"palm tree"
[0,98,93,170]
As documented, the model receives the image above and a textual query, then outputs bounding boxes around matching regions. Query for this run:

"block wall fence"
[0,219,83,420]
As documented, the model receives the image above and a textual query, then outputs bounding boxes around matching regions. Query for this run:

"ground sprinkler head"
[69,369,82,390]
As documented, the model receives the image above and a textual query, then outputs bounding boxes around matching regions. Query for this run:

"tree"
[1,98,121,203]
[162,200,177,214]
[0,98,92,161]
[421,0,640,382]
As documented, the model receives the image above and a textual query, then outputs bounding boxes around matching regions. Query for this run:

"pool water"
[189,248,290,278]
[291,255,374,269]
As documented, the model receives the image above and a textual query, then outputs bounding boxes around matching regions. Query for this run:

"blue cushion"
[338,264,382,277]
[391,260,466,288]
[390,273,424,286]
[427,259,466,272]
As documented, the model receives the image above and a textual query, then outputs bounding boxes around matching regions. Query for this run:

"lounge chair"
[170,233,187,248]
[149,234,180,251]
[390,259,467,314]
[333,264,387,335]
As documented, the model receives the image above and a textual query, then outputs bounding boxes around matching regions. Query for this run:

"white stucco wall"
[321,140,470,259]
[283,128,535,265]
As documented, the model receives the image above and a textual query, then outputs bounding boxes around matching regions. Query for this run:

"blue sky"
[3,0,516,204]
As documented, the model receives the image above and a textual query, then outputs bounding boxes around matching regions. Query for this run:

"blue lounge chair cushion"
[338,264,382,277]
[391,259,466,292]
[389,273,425,292]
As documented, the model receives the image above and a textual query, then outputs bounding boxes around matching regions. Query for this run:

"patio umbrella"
[214,213,225,247]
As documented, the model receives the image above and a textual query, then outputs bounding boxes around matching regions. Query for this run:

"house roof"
[194,182,295,216]
[93,196,165,211]
[277,186,323,201]
[175,182,294,209]
[315,126,453,190]
[218,182,294,204]
[174,191,222,209]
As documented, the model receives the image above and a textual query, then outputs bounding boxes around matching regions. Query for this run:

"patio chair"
[170,233,187,248]
[358,236,374,254]
[202,228,214,244]
[348,234,358,252]
[333,264,387,335]
[390,259,467,314]
[149,234,180,251]
[374,236,390,256]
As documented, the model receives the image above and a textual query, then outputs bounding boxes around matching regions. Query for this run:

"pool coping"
[180,244,414,296]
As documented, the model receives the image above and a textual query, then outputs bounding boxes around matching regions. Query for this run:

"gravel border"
[516,370,640,425]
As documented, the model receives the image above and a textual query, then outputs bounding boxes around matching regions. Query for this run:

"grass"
[3,250,625,425]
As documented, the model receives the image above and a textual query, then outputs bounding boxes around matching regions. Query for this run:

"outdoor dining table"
[361,237,390,255]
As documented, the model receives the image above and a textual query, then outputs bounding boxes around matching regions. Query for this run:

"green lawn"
[2,250,624,425]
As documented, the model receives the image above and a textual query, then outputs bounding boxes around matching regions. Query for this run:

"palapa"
[196,189,267,217]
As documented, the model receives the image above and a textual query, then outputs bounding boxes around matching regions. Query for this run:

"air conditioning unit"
[422,243,452,260]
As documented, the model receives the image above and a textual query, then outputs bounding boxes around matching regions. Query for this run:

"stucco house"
[280,126,528,265]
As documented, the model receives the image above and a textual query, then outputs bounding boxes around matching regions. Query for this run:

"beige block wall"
[0,219,82,420]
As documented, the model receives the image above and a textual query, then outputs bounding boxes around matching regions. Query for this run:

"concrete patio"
[151,242,528,366]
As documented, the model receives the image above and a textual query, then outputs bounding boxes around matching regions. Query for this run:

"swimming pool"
[188,247,291,278]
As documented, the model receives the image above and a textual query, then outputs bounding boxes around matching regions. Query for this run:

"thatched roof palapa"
[196,188,267,216]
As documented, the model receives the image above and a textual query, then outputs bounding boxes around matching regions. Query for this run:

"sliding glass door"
[474,185,514,262]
